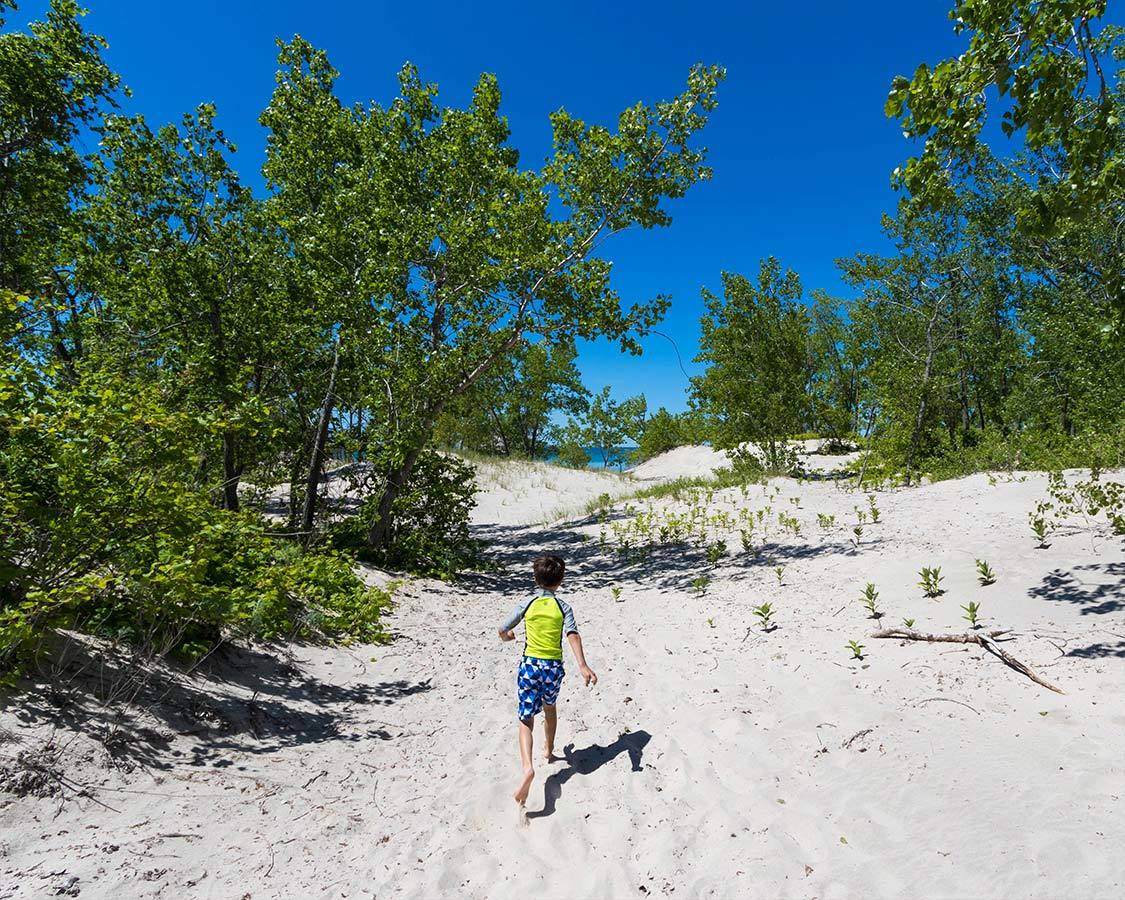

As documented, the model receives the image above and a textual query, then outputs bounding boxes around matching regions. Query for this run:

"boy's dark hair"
[533,555,566,588]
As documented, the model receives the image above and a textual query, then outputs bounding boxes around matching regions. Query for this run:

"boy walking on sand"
[498,555,597,811]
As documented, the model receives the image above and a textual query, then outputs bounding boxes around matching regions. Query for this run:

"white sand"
[628,440,862,481]
[469,456,634,526]
[3,453,1125,899]
[628,443,730,480]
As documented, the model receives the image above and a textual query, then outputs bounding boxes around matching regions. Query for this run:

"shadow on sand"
[6,637,431,772]
[527,730,651,819]
[1029,562,1125,616]
[463,517,866,601]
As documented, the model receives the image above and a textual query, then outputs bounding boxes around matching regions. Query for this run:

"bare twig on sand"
[301,770,328,789]
[871,628,1065,694]
[914,696,980,715]
[841,728,873,749]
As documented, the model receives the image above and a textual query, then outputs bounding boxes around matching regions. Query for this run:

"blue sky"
[20,0,968,411]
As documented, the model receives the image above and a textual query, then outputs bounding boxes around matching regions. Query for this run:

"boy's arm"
[567,633,598,686]
[559,599,597,686]
[497,600,528,642]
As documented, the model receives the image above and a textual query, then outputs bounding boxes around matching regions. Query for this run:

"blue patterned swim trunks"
[516,656,565,720]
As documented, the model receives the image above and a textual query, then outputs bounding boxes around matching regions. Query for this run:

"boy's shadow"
[527,730,651,819]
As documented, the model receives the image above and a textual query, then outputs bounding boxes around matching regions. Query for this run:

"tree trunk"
[904,306,941,484]
[366,441,426,548]
[300,337,341,543]
[365,326,526,549]
[488,404,511,456]
[529,422,540,458]
[958,367,971,434]
[207,298,241,512]
[221,432,241,513]
[287,447,305,530]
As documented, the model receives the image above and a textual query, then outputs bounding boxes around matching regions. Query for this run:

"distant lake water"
[543,446,638,471]
[330,445,639,470]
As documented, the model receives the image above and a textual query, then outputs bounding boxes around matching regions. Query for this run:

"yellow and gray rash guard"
[499,590,578,661]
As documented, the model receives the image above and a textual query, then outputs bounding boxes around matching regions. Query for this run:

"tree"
[808,291,867,442]
[578,386,646,468]
[2,0,121,611]
[0,6,386,668]
[555,432,593,469]
[633,407,709,461]
[259,39,724,548]
[691,258,814,470]
[82,107,291,512]
[1,0,119,363]
[886,1,1125,322]
[436,338,589,458]
[839,179,1034,477]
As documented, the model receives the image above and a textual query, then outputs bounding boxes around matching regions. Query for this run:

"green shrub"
[632,408,692,462]
[264,553,391,643]
[332,449,479,578]
[555,437,592,469]
[1046,468,1125,536]
[885,426,1125,482]
[712,452,766,486]
[0,364,388,670]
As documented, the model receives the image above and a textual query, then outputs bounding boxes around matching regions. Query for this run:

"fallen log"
[870,628,1065,695]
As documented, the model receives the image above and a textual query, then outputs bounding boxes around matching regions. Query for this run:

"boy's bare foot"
[543,748,559,763]
[513,767,535,807]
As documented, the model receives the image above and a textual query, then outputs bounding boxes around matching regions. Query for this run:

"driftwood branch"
[871,628,1065,694]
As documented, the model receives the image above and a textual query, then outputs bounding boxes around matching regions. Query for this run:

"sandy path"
[2,469,1124,899]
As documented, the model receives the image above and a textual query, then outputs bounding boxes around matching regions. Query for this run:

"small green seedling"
[817,513,836,531]
[867,494,880,524]
[752,602,775,630]
[851,525,863,547]
[902,617,916,629]
[1030,515,1050,548]
[774,565,785,585]
[707,616,716,628]
[707,540,727,564]
[975,559,996,586]
[919,566,944,598]
[860,582,882,619]
[692,575,710,595]
[961,601,982,628]
[611,586,623,602]
[846,640,865,660]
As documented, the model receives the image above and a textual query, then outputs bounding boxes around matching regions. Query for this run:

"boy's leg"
[514,657,540,808]
[541,661,564,762]
[514,716,535,806]
[542,704,558,762]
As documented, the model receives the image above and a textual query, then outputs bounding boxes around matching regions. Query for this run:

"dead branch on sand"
[870,628,1065,695]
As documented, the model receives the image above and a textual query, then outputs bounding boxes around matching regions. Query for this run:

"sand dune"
[2,452,1124,899]
[627,440,861,481]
